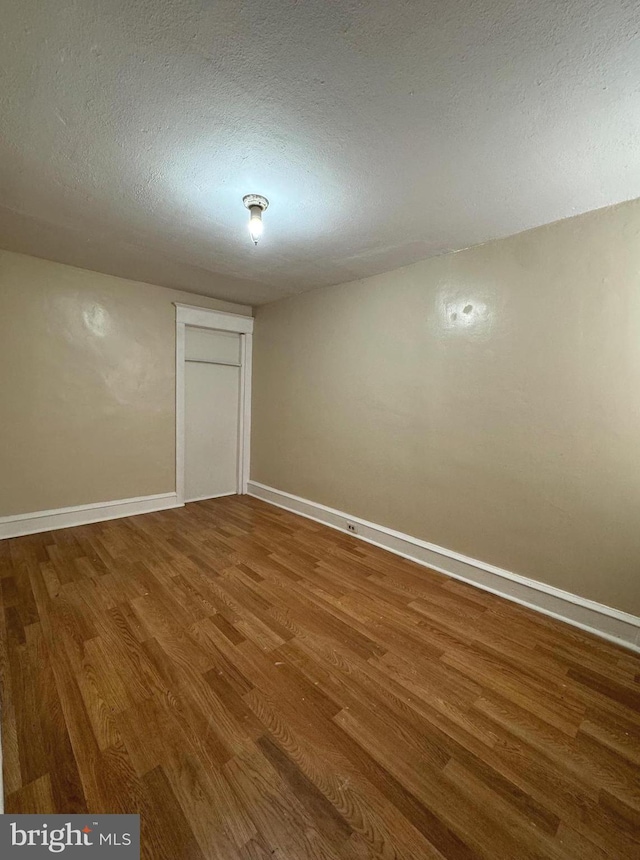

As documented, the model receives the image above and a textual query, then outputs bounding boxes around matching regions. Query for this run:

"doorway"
[174,304,253,506]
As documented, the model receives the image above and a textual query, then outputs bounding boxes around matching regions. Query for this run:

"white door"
[184,327,241,502]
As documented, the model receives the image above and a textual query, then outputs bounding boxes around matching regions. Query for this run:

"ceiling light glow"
[243,194,269,245]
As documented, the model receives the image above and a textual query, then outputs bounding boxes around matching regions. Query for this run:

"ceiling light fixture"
[242,194,269,245]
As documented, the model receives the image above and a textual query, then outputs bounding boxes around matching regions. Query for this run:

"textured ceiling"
[1,1,639,305]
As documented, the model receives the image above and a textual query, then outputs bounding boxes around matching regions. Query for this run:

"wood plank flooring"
[1,495,639,859]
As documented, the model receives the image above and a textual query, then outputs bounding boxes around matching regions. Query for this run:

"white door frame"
[174,303,254,505]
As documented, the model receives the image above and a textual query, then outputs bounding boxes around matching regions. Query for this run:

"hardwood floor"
[1,496,639,859]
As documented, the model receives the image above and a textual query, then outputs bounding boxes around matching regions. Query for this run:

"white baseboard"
[0,492,182,540]
[248,481,640,654]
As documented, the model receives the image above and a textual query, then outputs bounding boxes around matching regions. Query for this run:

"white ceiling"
[1,1,639,306]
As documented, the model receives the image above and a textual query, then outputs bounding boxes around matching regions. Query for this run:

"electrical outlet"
[346,522,358,533]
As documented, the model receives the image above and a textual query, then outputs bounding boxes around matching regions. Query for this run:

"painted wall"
[0,250,250,517]
[251,199,640,615]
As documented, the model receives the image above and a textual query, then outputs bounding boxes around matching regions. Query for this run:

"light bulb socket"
[243,194,269,212]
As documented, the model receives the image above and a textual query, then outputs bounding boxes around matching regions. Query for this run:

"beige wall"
[0,250,250,517]
[251,199,640,615]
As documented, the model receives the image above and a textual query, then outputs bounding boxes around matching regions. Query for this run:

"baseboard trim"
[0,492,182,540]
[247,481,640,654]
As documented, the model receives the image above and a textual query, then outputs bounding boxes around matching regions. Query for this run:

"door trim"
[175,304,254,505]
